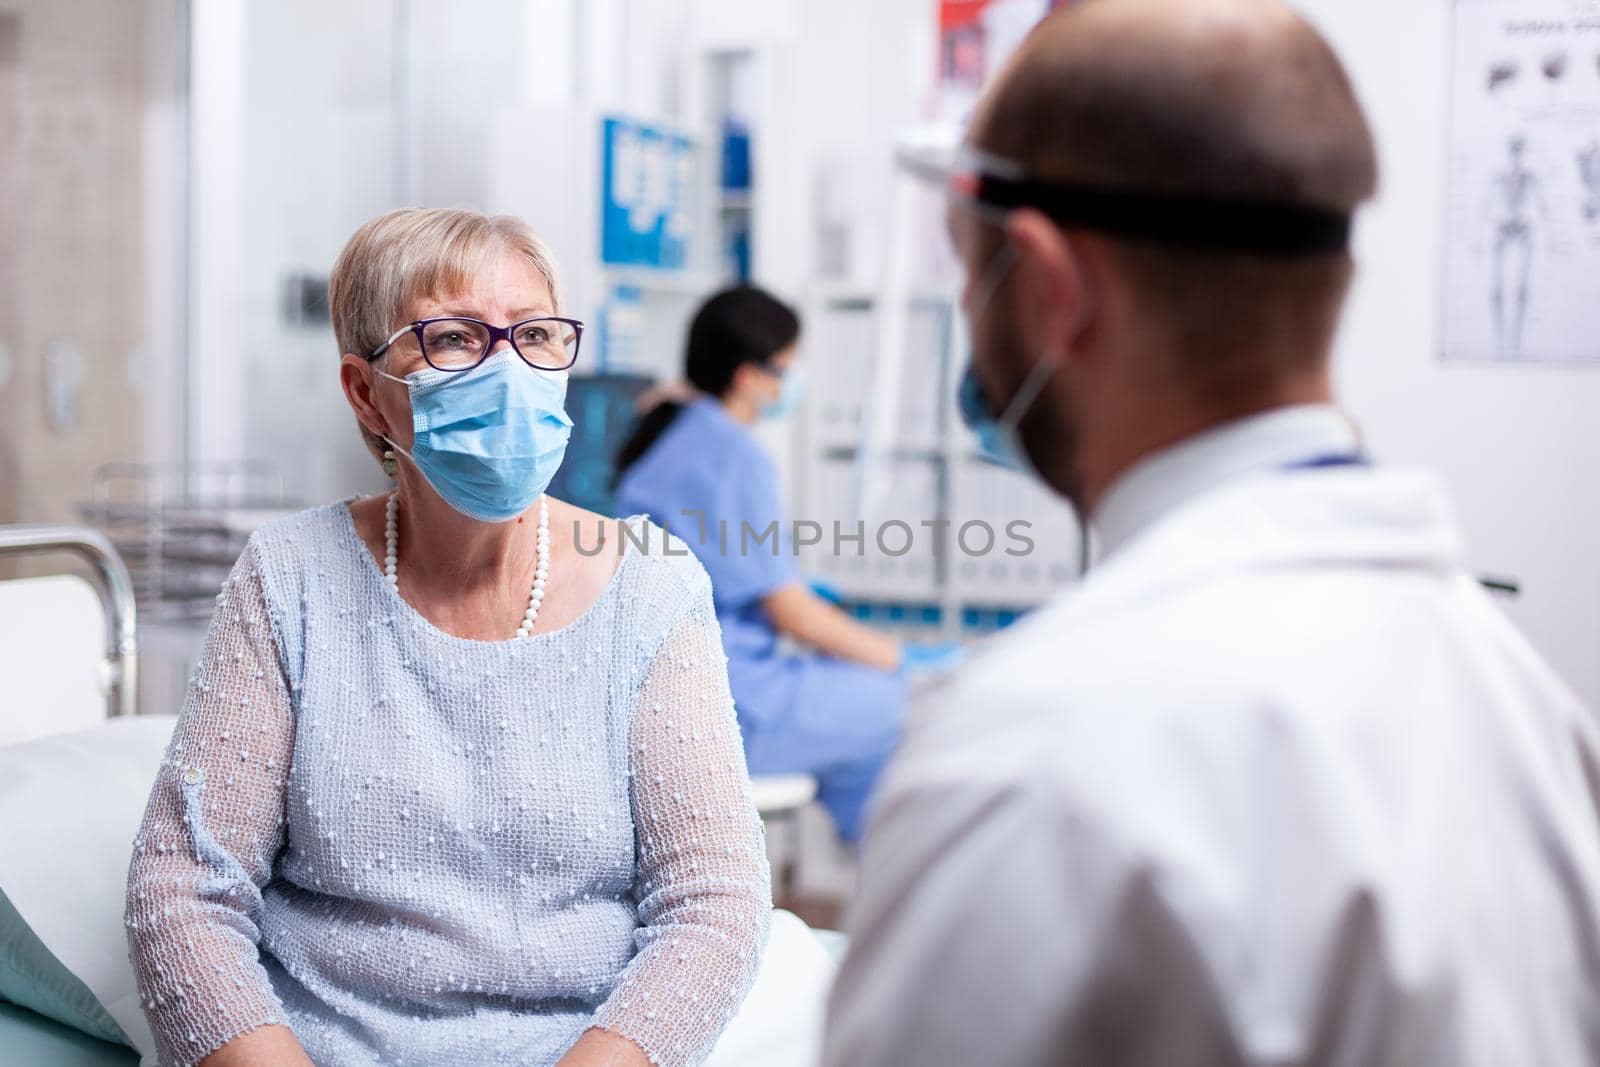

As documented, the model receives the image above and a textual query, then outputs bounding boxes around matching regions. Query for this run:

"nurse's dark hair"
[614,286,801,482]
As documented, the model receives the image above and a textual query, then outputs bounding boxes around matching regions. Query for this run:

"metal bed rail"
[0,524,139,719]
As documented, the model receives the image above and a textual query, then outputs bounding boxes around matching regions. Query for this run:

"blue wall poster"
[600,116,697,270]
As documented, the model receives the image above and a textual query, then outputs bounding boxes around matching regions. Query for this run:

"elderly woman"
[124,207,771,1067]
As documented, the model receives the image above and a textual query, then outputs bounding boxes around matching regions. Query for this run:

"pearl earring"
[382,449,399,478]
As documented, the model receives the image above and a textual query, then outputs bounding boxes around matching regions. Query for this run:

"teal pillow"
[0,887,130,1047]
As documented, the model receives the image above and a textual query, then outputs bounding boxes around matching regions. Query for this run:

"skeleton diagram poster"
[1440,1,1600,363]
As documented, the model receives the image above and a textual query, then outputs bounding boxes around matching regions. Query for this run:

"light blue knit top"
[124,501,771,1066]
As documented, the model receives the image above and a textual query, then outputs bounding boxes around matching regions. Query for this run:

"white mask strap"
[965,241,1020,328]
[997,347,1059,436]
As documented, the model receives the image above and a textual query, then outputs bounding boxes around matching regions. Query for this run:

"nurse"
[616,287,946,843]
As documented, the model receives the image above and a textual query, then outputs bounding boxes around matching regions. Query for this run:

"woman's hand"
[555,1027,652,1067]
[198,1024,316,1067]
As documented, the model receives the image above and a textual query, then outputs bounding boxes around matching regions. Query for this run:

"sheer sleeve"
[591,557,773,1066]
[124,538,297,1066]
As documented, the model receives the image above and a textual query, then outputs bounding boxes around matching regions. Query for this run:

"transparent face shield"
[894,140,1049,464]
[851,139,1356,591]
[883,139,1031,315]
[845,134,973,520]
[830,137,1093,611]
[895,141,1021,228]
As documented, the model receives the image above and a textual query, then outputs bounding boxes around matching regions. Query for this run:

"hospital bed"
[0,524,137,743]
[0,523,839,1066]
[0,524,144,1063]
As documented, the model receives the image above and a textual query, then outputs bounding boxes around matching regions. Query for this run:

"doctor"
[825,1,1600,1065]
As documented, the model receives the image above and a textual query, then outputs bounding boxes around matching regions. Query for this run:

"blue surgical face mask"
[958,355,1058,473]
[958,363,1019,468]
[760,363,806,420]
[375,347,574,523]
[954,242,1057,474]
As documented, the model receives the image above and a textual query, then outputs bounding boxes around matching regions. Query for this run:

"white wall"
[186,0,247,472]
[1300,0,1600,705]
[746,0,935,296]
[212,0,404,506]
[193,0,694,510]
[139,0,188,470]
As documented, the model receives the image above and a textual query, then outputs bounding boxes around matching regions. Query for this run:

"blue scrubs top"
[616,398,801,729]
[617,397,907,841]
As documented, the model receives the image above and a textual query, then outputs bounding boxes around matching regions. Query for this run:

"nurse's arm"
[761,580,902,671]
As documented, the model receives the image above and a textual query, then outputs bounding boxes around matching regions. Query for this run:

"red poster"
[939,1,993,90]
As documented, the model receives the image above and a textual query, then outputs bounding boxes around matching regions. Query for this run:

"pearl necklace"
[384,490,551,639]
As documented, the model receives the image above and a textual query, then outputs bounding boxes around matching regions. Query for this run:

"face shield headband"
[898,145,1352,256]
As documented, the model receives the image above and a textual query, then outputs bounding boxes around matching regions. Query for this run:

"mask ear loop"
[970,225,1098,578]
[994,347,1058,438]
[958,192,1101,580]
[974,226,1098,427]
[366,348,414,476]
[962,237,1052,431]
[988,297,1095,581]
[964,239,1020,331]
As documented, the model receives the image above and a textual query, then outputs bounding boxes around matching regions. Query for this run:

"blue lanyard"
[1283,452,1369,471]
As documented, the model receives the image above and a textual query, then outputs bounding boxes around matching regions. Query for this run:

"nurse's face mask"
[759,361,806,420]
[368,314,583,523]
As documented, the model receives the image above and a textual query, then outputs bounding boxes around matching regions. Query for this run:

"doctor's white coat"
[824,464,1600,1066]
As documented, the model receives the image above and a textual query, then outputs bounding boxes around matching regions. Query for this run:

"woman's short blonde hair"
[329,207,565,465]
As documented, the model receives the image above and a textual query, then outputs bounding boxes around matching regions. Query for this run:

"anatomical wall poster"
[1440,0,1600,363]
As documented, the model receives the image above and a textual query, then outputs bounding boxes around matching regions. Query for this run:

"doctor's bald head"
[954,0,1378,508]
[973,0,1377,214]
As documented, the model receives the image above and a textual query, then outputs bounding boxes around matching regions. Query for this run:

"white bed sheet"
[0,716,171,1056]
